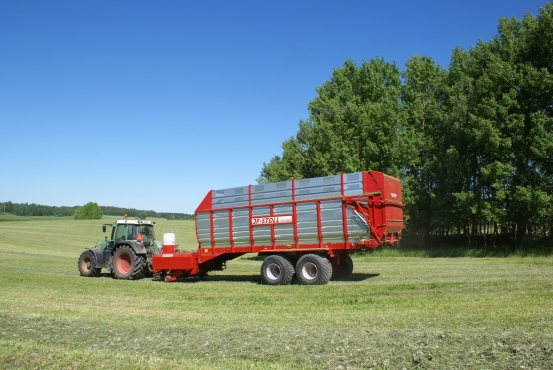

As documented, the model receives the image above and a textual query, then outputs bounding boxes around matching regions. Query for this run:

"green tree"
[401,55,448,236]
[74,202,103,220]
[440,4,553,244]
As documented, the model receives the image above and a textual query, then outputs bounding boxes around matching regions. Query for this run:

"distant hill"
[0,201,194,220]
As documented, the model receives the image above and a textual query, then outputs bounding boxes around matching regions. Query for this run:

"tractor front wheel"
[78,250,101,277]
[112,246,144,280]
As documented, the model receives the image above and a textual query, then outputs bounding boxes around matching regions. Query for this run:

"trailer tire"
[341,255,354,278]
[296,254,332,285]
[261,255,295,285]
[112,245,144,280]
[78,250,101,277]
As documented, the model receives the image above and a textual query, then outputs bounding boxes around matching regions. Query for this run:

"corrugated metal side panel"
[196,212,211,248]
[213,211,229,248]
[274,204,294,245]
[296,202,318,244]
[232,208,251,247]
[212,186,249,209]
[252,207,270,245]
[210,172,365,210]
[320,200,343,242]
[251,181,292,205]
[343,172,364,196]
[294,175,341,201]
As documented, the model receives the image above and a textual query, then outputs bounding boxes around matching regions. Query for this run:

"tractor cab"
[111,221,155,244]
[99,220,159,253]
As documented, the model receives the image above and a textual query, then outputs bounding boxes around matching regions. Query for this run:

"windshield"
[114,224,155,242]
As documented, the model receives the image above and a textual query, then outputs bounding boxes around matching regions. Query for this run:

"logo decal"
[251,215,293,225]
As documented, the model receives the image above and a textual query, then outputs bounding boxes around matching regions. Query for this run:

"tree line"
[0,201,194,220]
[258,4,553,248]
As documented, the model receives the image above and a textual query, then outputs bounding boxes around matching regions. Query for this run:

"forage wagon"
[152,170,404,285]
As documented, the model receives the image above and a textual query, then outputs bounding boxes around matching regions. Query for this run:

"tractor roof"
[115,220,156,226]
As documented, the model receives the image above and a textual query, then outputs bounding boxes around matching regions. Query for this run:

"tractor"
[78,219,161,279]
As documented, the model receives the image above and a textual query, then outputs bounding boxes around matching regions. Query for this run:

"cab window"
[114,225,127,240]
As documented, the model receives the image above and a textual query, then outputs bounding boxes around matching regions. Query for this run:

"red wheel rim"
[117,253,132,274]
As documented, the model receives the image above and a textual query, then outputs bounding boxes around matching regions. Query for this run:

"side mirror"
[102,225,106,233]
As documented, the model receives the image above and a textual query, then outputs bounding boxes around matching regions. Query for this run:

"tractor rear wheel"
[296,254,332,285]
[78,250,101,277]
[112,246,144,280]
[260,255,295,285]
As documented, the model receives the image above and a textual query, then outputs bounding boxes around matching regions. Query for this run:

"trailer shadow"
[150,273,380,284]
[335,273,380,282]
[150,274,261,284]
[94,272,379,284]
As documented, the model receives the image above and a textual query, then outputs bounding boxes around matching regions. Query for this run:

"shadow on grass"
[149,274,261,284]
[149,273,380,284]
[242,255,265,261]
[334,273,380,282]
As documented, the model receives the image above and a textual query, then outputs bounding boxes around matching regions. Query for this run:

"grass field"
[0,217,552,369]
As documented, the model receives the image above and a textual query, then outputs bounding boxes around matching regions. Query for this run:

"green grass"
[0,219,552,369]
[0,214,75,222]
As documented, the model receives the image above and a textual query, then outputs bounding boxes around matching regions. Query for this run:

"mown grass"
[0,219,552,369]
[0,214,75,222]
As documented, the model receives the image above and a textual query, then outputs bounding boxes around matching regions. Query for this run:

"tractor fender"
[87,248,106,267]
[113,241,148,255]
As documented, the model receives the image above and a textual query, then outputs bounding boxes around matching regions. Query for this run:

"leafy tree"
[401,56,448,235]
[74,202,103,220]
[441,4,553,244]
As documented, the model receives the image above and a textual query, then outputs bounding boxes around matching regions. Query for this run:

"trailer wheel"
[261,255,295,285]
[296,254,332,285]
[333,255,354,279]
[78,250,101,277]
[341,255,354,278]
[112,246,144,280]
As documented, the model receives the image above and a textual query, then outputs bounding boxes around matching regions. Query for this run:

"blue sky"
[0,0,546,214]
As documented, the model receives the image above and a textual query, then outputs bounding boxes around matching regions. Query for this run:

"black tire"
[333,255,354,279]
[260,255,295,285]
[112,245,145,280]
[296,254,332,285]
[78,250,101,277]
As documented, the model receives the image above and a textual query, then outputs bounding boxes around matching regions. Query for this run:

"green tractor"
[78,219,162,279]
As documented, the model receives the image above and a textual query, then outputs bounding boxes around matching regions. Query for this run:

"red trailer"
[152,171,404,285]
